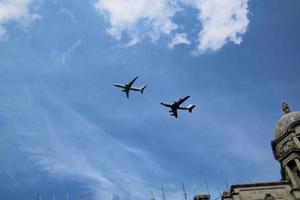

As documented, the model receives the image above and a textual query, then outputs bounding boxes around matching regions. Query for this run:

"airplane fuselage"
[114,76,146,98]
[161,96,195,118]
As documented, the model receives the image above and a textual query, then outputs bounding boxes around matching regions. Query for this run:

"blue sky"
[0,0,300,199]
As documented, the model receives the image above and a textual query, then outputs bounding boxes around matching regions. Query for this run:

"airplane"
[114,76,147,98]
[161,96,195,118]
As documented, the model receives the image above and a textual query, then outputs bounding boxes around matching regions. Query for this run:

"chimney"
[193,194,210,200]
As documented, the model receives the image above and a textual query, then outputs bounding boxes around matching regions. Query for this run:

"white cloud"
[168,33,190,49]
[16,93,163,199]
[95,0,178,42]
[187,0,249,52]
[95,0,250,53]
[0,0,39,38]
[59,8,77,23]
[52,39,82,64]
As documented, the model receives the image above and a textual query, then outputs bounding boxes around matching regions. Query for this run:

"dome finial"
[282,101,291,114]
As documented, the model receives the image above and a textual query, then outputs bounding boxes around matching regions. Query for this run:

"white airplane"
[114,76,147,98]
[161,96,195,118]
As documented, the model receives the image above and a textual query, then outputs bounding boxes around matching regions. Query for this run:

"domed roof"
[275,111,300,139]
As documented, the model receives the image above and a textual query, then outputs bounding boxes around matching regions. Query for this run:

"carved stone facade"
[277,137,295,157]
[199,105,300,200]
[222,182,294,200]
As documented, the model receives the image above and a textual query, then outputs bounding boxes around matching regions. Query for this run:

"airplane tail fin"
[188,105,195,113]
[140,86,147,94]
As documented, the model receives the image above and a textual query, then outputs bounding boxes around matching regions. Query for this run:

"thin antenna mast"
[88,192,92,200]
[225,179,230,191]
[128,188,131,200]
[182,183,187,200]
[204,180,210,196]
[192,181,197,196]
[78,193,82,200]
[161,185,166,200]
[36,193,41,200]
[150,190,155,200]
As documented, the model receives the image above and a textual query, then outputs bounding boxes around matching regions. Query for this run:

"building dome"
[275,111,300,140]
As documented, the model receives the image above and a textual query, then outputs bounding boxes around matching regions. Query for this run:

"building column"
[292,136,300,148]
[296,126,300,135]
[285,166,298,188]
[295,159,300,171]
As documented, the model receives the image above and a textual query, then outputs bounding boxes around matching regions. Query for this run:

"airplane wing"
[125,90,129,98]
[177,96,190,105]
[161,103,177,117]
[127,76,139,88]
[113,84,126,89]
[171,107,178,118]
[161,103,171,107]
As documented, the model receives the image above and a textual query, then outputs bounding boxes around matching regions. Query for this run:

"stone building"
[220,102,300,200]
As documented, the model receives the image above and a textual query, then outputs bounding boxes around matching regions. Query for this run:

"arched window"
[264,194,275,200]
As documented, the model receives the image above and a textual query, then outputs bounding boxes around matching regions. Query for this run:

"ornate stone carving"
[277,145,284,156]
[276,138,296,157]
[282,101,291,114]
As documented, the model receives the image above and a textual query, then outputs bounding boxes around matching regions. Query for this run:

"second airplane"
[161,96,195,118]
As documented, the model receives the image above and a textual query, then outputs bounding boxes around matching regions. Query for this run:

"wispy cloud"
[168,33,190,49]
[0,0,39,38]
[16,92,163,199]
[95,0,249,53]
[52,39,82,64]
[59,8,77,23]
